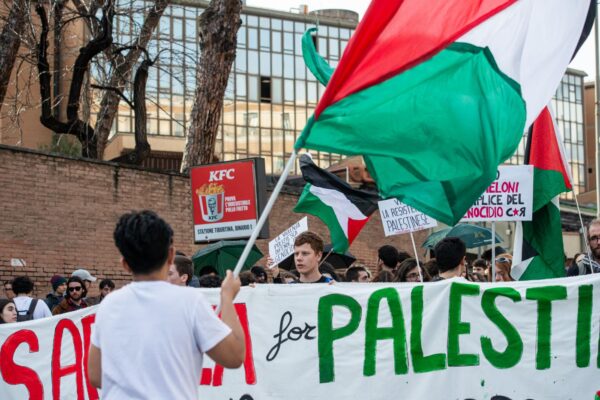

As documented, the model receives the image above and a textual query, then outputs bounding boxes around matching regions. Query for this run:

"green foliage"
[39,134,82,157]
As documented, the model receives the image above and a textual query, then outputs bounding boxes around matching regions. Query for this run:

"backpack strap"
[26,299,38,318]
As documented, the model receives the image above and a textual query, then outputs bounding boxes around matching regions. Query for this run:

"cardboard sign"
[191,159,268,242]
[378,198,437,236]
[1,276,599,399]
[462,165,534,222]
[268,217,308,266]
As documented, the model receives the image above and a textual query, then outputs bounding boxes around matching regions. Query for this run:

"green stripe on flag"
[296,43,526,225]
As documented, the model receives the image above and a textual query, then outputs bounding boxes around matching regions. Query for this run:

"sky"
[247,0,597,81]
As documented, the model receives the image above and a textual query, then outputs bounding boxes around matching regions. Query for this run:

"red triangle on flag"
[530,107,573,190]
[347,217,370,245]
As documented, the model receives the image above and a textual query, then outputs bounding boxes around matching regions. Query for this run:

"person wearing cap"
[72,268,99,305]
[45,275,67,311]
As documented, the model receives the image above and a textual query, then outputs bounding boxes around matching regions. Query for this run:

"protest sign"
[268,217,308,266]
[1,275,599,399]
[190,158,268,242]
[463,165,533,222]
[378,198,437,236]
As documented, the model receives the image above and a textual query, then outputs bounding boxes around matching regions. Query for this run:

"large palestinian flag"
[293,154,379,253]
[512,105,572,280]
[296,0,594,226]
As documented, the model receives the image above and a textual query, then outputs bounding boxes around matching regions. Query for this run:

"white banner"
[462,165,534,222]
[1,275,600,399]
[268,217,308,266]
[378,198,437,236]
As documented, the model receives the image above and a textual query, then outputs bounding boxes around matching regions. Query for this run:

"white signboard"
[378,198,437,236]
[462,165,534,222]
[1,276,599,399]
[268,217,308,266]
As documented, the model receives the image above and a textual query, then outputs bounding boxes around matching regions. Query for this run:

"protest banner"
[268,217,308,266]
[378,198,437,236]
[462,165,534,222]
[190,158,268,242]
[1,275,599,399]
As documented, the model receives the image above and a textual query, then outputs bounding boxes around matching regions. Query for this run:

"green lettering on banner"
[576,285,593,368]
[448,282,480,367]
[526,286,568,370]
[410,286,446,373]
[480,287,523,369]
[318,294,362,383]
[364,288,409,376]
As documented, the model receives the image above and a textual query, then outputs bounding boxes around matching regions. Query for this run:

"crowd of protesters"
[0,269,115,324]
[3,216,600,326]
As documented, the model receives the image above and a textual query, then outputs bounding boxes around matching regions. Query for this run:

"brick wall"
[0,145,428,297]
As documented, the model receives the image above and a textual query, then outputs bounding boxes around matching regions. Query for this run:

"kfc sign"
[190,159,268,242]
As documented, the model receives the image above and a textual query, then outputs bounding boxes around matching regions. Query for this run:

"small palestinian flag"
[512,105,572,280]
[293,154,379,253]
[296,0,594,226]
[595,391,600,400]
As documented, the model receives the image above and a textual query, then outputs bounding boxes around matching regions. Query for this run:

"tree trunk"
[93,0,169,160]
[180,0,242,173]
[0,0,26,113]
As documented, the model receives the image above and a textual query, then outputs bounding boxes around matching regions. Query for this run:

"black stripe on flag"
[299,154,379,216]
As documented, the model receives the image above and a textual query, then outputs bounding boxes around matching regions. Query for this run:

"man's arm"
[88,344,102,388]
[206,271,246,368]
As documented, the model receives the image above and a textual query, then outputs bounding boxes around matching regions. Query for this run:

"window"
[260,77,271,103]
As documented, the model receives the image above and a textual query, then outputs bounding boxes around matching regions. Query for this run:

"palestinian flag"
[595,391,600,400]
[293,154,379,253]
[511,105,572,280]
[296,0,594,226]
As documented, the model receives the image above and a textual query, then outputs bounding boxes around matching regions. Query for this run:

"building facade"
[104,1,357,174]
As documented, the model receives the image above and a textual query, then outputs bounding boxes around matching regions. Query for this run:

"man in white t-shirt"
[88,210,245,399]
[12,276,52,320]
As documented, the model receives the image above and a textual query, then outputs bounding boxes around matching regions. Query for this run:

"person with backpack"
[12,276,52,321]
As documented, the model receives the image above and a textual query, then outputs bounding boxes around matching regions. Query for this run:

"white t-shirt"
[91,281,231,399]
[13,296,52,319]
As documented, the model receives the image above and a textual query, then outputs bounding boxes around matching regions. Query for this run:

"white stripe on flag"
[309,185,367,236]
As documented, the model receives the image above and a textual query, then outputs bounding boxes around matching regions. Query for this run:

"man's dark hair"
[397,251,411,264]
[294,231,324,254]
[481,247,506,262]
[239,271,256,286]
[424,259,438,277]
[198,274,222,288]
[65,276,88,300]
[113,210,174,275]
[434,237,466,273]
[345,265,369,282]
[174,255,194,285]
[250,266,267,280]
[99,279,115,290]
[378,245,399,268]
[472,259,487,269]
[11,276,34,295]
[198,266,218,277]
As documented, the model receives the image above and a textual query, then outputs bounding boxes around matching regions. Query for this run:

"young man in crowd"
[345,264,371,282]
[88,210,245,398]
[12,276,52,320]
[45,275,67,311]
[376,245,399,274]
[431,237,467,281]
[293,231,332,283]
[3,280,14,300]
[52,276,89,315]
[72,268,99,305]
[167,255,194,286]
[86,279,116,305]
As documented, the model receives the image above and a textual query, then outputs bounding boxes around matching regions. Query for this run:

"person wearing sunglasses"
[52,276,89,315]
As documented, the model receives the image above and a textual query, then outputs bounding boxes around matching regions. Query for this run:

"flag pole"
[216,151,298,313]
[409,231,423,282]
[491,222,496,282]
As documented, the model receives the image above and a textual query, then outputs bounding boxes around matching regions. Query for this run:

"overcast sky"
[247,0,597,81]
